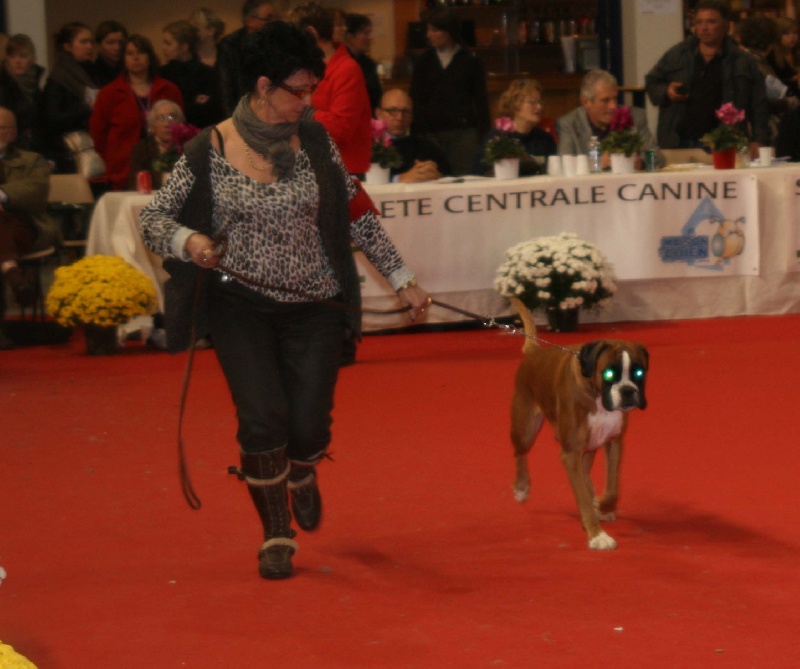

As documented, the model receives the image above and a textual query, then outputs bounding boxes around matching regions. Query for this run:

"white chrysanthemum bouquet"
[494,232,616,312]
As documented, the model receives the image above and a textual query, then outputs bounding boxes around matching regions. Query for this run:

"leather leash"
[176,267,569,509]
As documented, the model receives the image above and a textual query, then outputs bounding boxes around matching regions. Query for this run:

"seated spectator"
[94,21,128,87]
[767,17,800,98]
[289,2,372,176]
[127,99,186,190]
[189,7,226,68]
[344,13,382,115]
[90,35,183,190]
[473,78,556,176]
[159,20,224,128]
[1,34,44,151]
[558,69,662,170]
[0,107,59,347]
[376,88,450,182]
[42,22,101,172]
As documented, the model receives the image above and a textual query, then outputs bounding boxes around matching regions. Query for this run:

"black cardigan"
[161,122,361,352]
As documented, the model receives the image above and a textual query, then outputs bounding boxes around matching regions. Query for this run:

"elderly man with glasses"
[376,88,450,183]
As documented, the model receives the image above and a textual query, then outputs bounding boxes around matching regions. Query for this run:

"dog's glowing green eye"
[633,368,645,379]
[602,368,617,382]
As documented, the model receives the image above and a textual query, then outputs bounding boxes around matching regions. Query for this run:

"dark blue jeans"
[208,275,345,460]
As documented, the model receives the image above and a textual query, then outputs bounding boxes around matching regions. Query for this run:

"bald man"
[376,89,450,183]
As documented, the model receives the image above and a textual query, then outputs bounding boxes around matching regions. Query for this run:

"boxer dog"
[507,297,648,550]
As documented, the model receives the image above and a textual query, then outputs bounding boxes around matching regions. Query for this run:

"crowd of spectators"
[1,0,799,193]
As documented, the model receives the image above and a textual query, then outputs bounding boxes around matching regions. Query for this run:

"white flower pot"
[494,158,520,180]
[610,153,636,174]
[365,162,391,185]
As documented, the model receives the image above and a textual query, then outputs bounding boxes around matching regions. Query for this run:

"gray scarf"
[231,94,298,180]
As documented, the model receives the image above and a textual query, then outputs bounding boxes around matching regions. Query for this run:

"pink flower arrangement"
[370,118,402,168]
[483,117,529,165]
[495,116,516,133]
[600,106,643,157]
[609,106,634,131]
[701,103,748,153]
[716,103,746,126]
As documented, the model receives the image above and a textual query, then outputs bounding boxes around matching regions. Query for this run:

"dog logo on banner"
[658,195,746,271]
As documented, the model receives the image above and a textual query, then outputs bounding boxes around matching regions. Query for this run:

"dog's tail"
[508,297,539,354]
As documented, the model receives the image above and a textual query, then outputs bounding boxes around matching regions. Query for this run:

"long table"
[87,164,800,331]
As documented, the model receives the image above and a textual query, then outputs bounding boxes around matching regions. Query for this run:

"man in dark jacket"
[217,0,276,115]
[0,108,59,347]
[644,0,768,156]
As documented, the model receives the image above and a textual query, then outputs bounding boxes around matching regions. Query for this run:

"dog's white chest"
[586,398,624,450]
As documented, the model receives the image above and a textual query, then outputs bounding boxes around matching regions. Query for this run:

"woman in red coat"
[90,34,184,190]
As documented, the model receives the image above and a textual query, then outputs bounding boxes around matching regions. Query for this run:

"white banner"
[359,171,760,300]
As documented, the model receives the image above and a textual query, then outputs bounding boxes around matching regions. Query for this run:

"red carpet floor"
[2,315,800,668]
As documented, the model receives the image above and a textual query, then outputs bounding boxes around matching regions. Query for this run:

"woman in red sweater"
[90,34,184,190]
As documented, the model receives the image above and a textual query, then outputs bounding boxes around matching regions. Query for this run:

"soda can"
[644,149,657,172]
[136,170,152,194]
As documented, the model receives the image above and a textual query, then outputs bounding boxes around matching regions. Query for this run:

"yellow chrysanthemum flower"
[45,255,157,328]
[0,641,38,668]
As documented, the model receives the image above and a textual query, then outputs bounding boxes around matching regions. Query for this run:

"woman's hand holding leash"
[396,278,431,322]
[186,233,223,268]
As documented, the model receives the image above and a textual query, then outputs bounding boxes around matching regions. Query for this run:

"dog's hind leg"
[510,398,544,503]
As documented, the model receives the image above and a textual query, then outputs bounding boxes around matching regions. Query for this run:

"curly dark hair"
[239,21,325,94]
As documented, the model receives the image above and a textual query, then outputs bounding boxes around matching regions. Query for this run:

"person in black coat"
[94,20,128,87]
[41,22,101,172]
[1,34,44,152]
[409,7,490,176]
[159,20,225,129]
[343,13,382,116]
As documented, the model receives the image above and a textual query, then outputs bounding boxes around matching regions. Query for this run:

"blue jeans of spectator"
[208,274,345,461]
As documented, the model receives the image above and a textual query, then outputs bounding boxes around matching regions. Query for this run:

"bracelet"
[396,277,418,292]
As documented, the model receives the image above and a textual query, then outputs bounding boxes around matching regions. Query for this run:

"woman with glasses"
[90,35,183,190]
[127,99,186,190]
[139,22,429,580]
[472,78,556,176]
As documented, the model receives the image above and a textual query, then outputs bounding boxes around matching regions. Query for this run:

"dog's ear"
[579,341,609,378]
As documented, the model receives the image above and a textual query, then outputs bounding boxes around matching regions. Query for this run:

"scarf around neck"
[49,52,97,102]
[231,94,298,180]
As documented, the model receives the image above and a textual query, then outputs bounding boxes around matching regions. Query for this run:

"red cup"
[136,171,152,194]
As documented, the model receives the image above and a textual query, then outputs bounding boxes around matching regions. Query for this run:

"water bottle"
[587,135,601,173]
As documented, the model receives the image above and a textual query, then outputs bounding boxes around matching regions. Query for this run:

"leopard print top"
[140,134,411,302]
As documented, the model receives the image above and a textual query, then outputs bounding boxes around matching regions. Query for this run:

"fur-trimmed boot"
[287,458,323,532]
[235,448,298,579]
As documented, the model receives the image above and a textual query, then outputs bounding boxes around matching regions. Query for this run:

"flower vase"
[83,323,120,355]
[493,158,520,180]
[365,163,391,185]
[712,148,737,170]
[610,153,635,174]
[546,308,580,333]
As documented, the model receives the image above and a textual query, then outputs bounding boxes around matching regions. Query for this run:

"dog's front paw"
[512,483,530,503]
[588,531,617,550]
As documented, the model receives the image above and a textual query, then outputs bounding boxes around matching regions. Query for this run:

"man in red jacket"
[289,3,372,176]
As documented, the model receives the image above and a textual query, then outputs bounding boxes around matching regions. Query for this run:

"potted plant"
[151,122,201,183]
[494,232,617,332]
[600,106,643,173]
[700,103,748,169]
[482,117,531,179]
[45,255,157,354]
[366,118,402,184]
